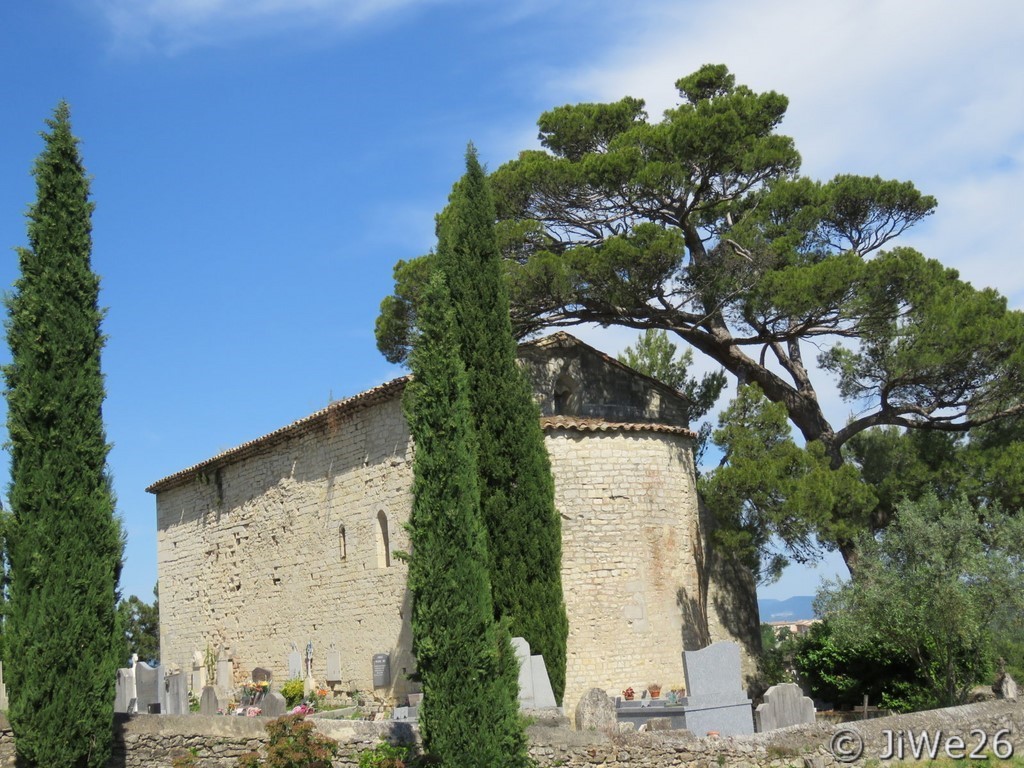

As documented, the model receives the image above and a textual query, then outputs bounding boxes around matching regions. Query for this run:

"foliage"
[280,678,306,708]
[236,714,338,768]
[118,584,159,664]
[377,64,1024,570]
[793,621,930,713]
[402,264,530,767]
[815,495,1024,707]
[430,146,568,703]
[3,102,124,768]
[846,418,1024,533]
[758,625,797,688]
[617,329,726,465]
[358,739,412,768]
[699,384,875,582]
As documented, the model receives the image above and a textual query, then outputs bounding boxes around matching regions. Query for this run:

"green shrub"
[237,714,338,768]
[279,678,305,708]
[358,739,411,768]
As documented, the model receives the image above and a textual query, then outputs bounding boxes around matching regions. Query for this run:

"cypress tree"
[3,102,124,768]
[435,147,568,702]
[403,271,529,767]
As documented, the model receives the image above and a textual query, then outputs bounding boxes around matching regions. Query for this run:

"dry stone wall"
[0,700,1018,767]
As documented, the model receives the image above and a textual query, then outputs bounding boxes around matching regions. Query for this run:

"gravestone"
[135,662,160,714]
[755,683,815,731]
[0,662,7,711]
[199,686,220,716]
[252,667,273,684]
[262,690,287,718]
[115,666,137,714]
[513,638,534,704]
[680,642,753,736]
[191,650,205,693]
[997,673,1018,701]
[288,648,302,680]
[326,650,342,682]
[372,653,391,688]
[512,636,558,710]
[575,688,616,732]
[216,654,233,694]
[161,670,190,715]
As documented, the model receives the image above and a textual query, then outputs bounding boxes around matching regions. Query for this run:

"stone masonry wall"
[156,395,418,702]
[544,427,703,710]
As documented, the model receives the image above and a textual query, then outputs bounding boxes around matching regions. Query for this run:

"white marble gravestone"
[513,636,557,710]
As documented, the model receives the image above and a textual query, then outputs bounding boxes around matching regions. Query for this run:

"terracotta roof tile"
[541,416,697,439]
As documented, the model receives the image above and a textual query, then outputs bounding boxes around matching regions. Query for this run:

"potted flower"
[647,683,662,699]
[621,686,635,701]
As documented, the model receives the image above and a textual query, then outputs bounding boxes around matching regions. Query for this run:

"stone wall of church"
[156,397,753,717]
[156,394,419,702]
[544,427,705,710]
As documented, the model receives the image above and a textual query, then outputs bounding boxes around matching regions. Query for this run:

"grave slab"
[135,663,160,714]
[199,686,220,716]
[755,683,815,731]
[262,690,287,718]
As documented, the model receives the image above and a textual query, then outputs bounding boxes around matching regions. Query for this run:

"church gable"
[518,332,693,426]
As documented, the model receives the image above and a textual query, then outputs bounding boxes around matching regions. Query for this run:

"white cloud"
[91,0,462,52]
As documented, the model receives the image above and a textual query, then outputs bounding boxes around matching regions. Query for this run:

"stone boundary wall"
[0,700,1020,767]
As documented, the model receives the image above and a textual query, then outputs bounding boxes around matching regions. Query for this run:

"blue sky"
[1,0,1021,605]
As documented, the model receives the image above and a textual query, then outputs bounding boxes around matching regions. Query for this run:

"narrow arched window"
[338,524,347,561]
[376,511,391,568]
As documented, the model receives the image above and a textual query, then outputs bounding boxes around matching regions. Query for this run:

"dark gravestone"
[252,667,273,684]
[135,662,160,714]
[262,690,287,717]
[372,653,391,688]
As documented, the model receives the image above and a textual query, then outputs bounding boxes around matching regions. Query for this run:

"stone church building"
[148,332,757,715]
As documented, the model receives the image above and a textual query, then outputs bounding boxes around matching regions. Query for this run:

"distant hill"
[758,595,816,622]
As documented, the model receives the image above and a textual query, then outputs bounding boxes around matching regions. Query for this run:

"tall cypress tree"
[4,103,123,768]
[403,271,529,767]
[435,147,568,702]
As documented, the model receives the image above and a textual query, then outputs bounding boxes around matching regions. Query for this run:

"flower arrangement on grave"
[646,682,662,699]
[242,681,270,696]
[621,686,635,701]
[245,706,262,717]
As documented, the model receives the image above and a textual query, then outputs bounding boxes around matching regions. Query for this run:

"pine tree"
[435,147,568,702]
[403,271,530,767]
[3,102,124,768]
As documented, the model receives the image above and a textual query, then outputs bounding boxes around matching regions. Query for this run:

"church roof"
[146,332,697,494]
